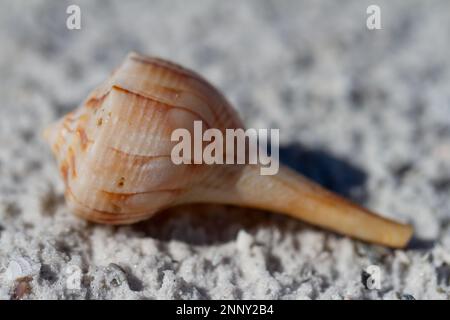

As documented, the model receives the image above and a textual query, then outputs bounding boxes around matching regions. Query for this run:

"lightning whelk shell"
[44,52,413,248]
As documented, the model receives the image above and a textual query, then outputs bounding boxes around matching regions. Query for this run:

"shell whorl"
[45,52,242,224]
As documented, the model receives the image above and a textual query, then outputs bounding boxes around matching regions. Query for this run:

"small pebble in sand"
[105,263,127,287]
[11,276,33,300]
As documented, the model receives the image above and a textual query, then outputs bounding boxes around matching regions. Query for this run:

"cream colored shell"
[45,52,413,248]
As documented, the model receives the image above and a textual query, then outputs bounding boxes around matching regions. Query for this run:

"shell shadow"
[279,142,368,204]
[129,143,369,246]
[405,236,436,250]
[130,203,302,246]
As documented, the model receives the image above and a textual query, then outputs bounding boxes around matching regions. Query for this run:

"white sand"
[0,0,449,299]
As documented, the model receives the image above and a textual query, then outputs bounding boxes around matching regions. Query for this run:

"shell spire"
[45,52,413,248]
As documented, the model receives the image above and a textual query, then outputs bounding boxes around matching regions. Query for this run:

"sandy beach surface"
[0,0,449,299]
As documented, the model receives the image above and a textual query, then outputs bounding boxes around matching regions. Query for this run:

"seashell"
[44,52,413,248]
[5,257,37,282]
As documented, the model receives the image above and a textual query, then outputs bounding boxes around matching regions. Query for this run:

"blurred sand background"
[0,0,449,299]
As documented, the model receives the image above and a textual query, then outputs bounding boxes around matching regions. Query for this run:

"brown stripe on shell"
[76,127,89,151]
[101,188,185,200]
[67,147,77,178]
[65,187,169,224]
[129,54,201,80]
[108,147,171,165]
[85,91,110,109]
[60,162,69,183]
[111,85,213,129]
